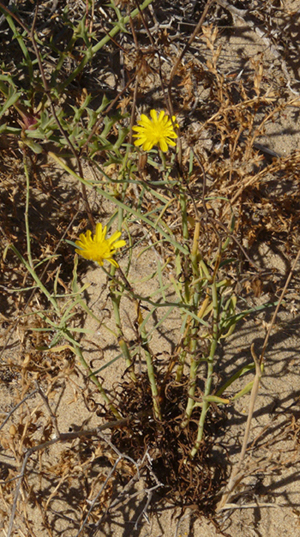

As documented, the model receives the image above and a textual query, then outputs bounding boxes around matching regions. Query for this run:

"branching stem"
[190,280,219,458]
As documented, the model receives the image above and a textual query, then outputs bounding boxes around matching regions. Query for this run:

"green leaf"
[22,139,43,154]
[0,88,21,118]
[216,363,255,397]
[203,395,230,404]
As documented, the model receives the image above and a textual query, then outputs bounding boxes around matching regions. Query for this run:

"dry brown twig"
[0,1,95,228]
[4,412,144,537]
[72,432,154,537]
[91,449,163,535]
[216,0,300,96]
[217,248,300,511]
[167,0,214,169]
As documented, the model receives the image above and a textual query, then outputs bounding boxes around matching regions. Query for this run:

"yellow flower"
[132,109,178,152]
[75,223,126,268]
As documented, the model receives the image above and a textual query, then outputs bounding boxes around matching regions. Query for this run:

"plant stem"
[109,193,136,381]
[176,346,187,382]
[60,0,154,91]
[10,244,60,314]
[178,221,203,401]
[159,149,167,171]
[71,341,121,419]
[174,186,190,380]
[109,271,136,382]
[49,151,189,255]
[190,280,219,458]
[23,150,33,268]
[136,302,161,420]
[180,187,189,244]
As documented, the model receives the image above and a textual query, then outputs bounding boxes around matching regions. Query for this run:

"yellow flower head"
[75,223,126,268]
[132,109,179,152]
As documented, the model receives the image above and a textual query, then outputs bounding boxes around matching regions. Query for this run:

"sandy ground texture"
[1,1,300,536]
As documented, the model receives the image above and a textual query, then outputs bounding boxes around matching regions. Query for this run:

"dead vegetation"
[0,1,300,536]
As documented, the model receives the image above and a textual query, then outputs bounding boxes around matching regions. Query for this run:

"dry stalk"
[4,413,144,537]
[217,248,300,511]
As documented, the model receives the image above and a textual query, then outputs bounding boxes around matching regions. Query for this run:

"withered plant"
[1,1,300,536]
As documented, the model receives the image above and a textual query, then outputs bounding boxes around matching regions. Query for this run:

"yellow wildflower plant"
[75,223,126,268]
[132,109,179,152]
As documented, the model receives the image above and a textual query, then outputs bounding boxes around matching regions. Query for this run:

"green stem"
[109,271,136,382]
[180,354,200,428]
[159,149,167,171]
[180,223,215,428]
[180,288,204,423]
[180,188,189,244]
[23,151,33,268]
[71,341,121,419]
[137,304,161,420]
[176,347,187,382]
[10,244,60,314]
[176,222,203,386]
[109,183,136,381]
[174,186,190,380]
[49,151,189,256]
[190,280,219,458]
[6,14,33,80]
[60,0,154,91]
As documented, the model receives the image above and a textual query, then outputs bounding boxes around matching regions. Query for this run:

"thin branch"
[74,431,143,537]
[81,74,136,153]
[34,381,60,439]
[29,5,95,229]
[216,248,300,511]
[189,152,260,270]
[5,412,148,536]
[74,455,123,537]
[167,0,213,114]
[0,389,38,432]
[259,248,300,367]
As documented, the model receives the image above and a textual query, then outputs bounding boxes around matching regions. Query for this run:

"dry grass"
[0,1,300,536]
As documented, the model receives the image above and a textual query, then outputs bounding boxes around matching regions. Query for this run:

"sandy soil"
[1,1,300,536]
